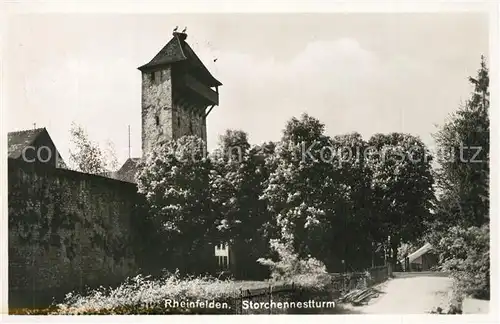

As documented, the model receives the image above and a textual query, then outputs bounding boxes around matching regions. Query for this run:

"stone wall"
[141,66,174,158]
[172,100,206,143]
[8,159,142,308]
[141,66,209,158]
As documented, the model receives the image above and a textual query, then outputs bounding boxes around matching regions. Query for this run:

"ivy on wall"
[9,170,79,258]
[8,163,140,267]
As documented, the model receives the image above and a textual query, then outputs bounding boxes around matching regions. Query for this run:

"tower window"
[150,71,161,84]
[155,116,160,126]
[154,71,161,84]
[189,121,193,134]
[177,116,181,127]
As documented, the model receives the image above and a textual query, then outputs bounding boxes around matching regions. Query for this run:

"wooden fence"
[233,284,298,314]
[231,265,391,314]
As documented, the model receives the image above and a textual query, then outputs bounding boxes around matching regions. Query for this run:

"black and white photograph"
[0,1,497,319]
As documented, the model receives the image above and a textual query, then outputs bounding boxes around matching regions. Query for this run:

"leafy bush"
[435,224,489,300]
[257,239,330,289]
[51,271,241,314]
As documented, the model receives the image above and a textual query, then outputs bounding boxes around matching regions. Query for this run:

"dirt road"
[345,273,454,314]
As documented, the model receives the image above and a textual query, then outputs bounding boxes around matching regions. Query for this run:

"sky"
[5,13,489,167]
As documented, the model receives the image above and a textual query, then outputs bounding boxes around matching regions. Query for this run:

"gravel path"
[345,274,454,314]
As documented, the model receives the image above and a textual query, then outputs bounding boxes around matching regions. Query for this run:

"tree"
[210,130,251,241]
[210,130,275,278]
[136,135,216,274]
[329,133,376,269]
[68,122,118,175]
[367,133,435,266]
[433,55,489,227]
[262,114,350,271]
[428,56,490,299]
[211,130,272,239]
[262,114,404,272]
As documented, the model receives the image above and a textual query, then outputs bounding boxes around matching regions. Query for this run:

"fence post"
[239,288,243,315]
[269,284,272,315]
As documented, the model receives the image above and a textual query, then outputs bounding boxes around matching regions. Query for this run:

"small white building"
[401,243,438,271]
[214,243,230,269]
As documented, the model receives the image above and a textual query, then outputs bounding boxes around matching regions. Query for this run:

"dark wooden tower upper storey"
[138,31,221,108]
[138,31,221,156]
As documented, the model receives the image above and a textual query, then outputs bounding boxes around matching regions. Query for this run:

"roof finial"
[128,125,131,159]
[173,26,178,32]
[182,27,187,33]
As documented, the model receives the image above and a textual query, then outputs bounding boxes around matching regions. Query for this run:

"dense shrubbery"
[257,239,330,289]
[37,265,336,315]
[434,224,490,299]
[51,271,240,314]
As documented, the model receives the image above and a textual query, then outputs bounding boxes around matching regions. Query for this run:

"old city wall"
[8,159,143,308]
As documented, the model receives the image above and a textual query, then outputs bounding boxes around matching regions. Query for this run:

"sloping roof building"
[401,242,438,272]
[8,127,66,168]
[8,128,44,159]
[112,158,141,183]
[138,31,222,88]
[406,243,433,263]
[137,30,221,165]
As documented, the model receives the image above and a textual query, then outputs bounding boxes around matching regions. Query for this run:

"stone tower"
[138,31,221,158]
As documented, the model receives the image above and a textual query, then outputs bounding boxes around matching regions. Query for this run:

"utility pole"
[128,125,131,159]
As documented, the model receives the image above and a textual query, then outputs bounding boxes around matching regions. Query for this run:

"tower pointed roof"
[138,32,222,87]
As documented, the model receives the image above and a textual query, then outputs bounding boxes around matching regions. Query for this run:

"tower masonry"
[138,31,221,157]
